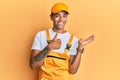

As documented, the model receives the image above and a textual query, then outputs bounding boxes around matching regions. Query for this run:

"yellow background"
[0,0,120,80]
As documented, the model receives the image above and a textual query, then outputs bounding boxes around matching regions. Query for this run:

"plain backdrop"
[0,0,120,80]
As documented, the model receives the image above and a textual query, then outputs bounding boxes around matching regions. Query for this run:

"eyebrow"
[54,13,68,16]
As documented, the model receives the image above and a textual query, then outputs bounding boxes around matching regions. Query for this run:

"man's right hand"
[48,33,61,50]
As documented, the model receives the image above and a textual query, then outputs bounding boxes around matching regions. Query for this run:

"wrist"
[77,48,84,53]
[47,44,53,50]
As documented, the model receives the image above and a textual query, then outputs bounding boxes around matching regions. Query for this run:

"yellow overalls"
[39,29,73,80]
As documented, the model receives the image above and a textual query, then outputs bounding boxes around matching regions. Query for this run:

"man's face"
[51,11,68,30]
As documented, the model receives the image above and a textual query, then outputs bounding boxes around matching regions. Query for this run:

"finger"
[90,35,94,38]
[89,35,95,41]
[91,35,95,39]
[84,35,94,45]
[53,33,58,40]
[85,35,94,41]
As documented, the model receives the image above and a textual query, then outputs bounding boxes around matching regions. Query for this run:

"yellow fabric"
[68,35,73,46]
[64,35,73,56]
[39,29,73,80]
[45,29,50,42]
[39,51,71,80]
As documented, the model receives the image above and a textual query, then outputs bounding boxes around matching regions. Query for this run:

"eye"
[63,14,67,18]
[54,14,60,17]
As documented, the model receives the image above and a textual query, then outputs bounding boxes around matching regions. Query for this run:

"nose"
[59,16,63,21]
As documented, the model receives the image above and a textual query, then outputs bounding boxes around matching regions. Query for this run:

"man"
[30,3,94,80]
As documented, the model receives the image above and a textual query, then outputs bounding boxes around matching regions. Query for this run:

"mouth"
[58,22,64,26]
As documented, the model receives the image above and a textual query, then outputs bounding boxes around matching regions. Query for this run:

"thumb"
[53,33,58,40]
[78,38,84,49]
[79,38,83,43]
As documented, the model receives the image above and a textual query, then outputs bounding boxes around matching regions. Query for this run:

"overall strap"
[66,34,73,50]
[45,29,51,44]
[64,34,74,57]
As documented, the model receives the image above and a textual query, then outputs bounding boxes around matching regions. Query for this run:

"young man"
[30,3,94,80]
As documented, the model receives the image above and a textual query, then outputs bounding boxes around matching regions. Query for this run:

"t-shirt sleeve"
[69,37,78,55]
[31,32,42,50]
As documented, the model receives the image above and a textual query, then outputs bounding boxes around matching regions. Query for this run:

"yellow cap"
[51,3,69,14]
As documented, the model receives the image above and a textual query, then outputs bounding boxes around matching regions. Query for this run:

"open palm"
[78,35,94,49]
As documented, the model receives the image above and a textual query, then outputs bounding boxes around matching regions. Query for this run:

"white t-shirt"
[31,28,78,55]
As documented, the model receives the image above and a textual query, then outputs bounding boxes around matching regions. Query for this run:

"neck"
[52,27,66,34]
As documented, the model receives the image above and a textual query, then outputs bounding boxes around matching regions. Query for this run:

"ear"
[50,16,53,21]
[50,13,54,21]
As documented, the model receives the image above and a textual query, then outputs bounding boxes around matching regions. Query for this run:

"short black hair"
[50,10,69,17]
